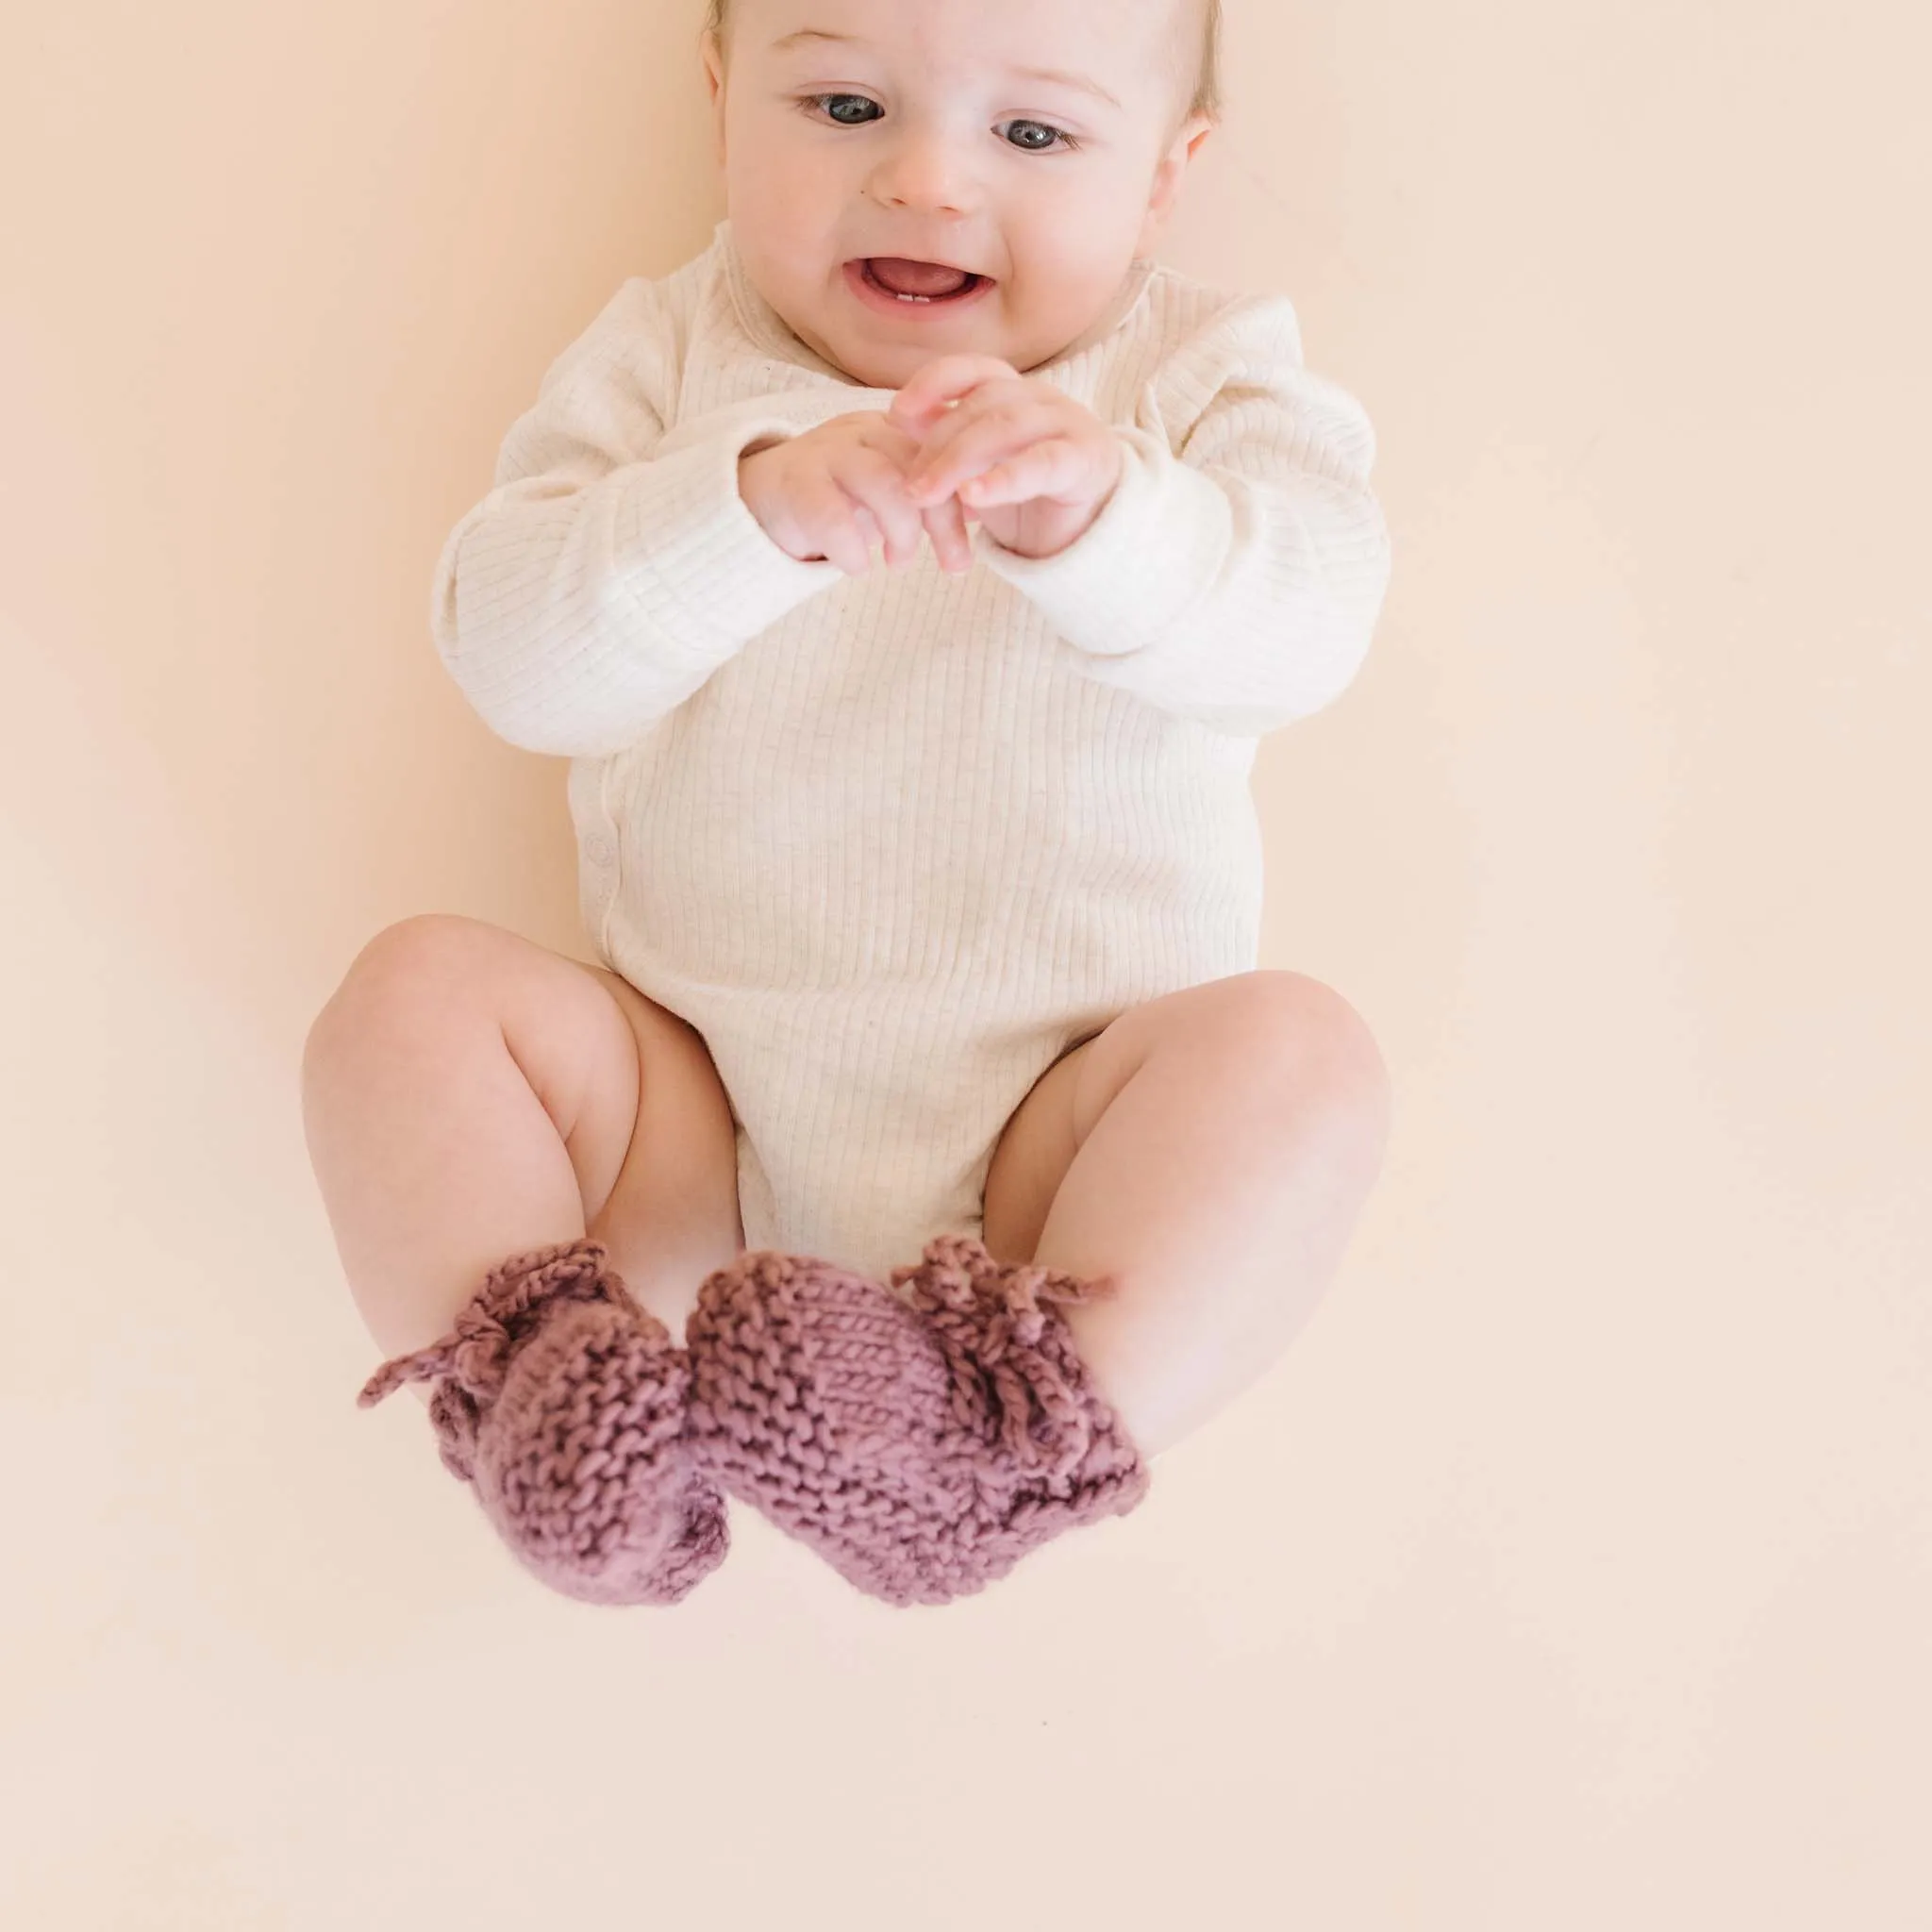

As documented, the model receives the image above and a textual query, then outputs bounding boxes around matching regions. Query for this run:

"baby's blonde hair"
[700,0,1224,135]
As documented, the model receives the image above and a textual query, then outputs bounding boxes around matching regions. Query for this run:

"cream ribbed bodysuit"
[431,219,1391,1283]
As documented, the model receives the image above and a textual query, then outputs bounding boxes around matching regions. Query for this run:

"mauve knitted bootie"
[357,1238,728,1607]
[683,1232,1150,1607]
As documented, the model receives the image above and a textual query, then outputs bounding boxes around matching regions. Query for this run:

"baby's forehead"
[749,0,1186,77]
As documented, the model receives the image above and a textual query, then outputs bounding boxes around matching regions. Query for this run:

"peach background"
[4,1,1928,1925]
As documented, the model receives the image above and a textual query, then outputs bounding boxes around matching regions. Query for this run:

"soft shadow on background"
[4,2,1928,1925]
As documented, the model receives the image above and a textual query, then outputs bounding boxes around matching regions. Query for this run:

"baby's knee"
[304,915,494,1065]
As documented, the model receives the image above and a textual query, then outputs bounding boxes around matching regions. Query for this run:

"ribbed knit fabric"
[431,217,1392,1284]
[683,1234,1150,1607]
[357,1240,729,1607]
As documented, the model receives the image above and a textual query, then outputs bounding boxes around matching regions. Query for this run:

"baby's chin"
[809,326,1000,391]
[808,308,1078,391]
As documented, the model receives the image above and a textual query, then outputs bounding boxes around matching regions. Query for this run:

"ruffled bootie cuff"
[684,1234,1148,1607]
[358,1239,728,1607]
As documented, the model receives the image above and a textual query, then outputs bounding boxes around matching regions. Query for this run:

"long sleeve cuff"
[435,404,844,758]
[623,397,852,647]
[972,426,1232,656]
[973,425,1391,740]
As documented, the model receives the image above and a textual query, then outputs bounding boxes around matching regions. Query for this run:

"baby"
[303,0,1394,1611]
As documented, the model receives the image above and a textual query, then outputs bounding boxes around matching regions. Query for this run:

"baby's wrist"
[737,443,784,527]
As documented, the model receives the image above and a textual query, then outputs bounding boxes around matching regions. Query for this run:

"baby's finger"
[809,476,873,575]
[840,456,926,568]
[906,403,1046,507]
[921,496,974,573]
[956,438,1085,508]
[888,357,1021,437]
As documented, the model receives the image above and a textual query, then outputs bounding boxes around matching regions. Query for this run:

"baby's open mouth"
[858,258,987,303]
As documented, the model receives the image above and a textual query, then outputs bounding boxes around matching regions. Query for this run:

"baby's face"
[704,0,1212,391]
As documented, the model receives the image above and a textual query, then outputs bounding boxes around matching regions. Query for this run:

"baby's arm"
[974,293,1392,739]
[432,281,846,758]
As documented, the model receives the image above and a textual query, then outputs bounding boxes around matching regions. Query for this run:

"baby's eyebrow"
[769,28,1124,112]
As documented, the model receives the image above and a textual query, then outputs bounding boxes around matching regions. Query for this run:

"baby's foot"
[681,1234,1149,1607]
[358,1239,728,1607]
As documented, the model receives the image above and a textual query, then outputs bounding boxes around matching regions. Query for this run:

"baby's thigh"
[572,958,746,1290]
[314,914,741,1294]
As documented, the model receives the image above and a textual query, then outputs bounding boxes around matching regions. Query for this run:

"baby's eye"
[1004,119,1073,154]
[798,92,879,128]
[796,94,1078,153]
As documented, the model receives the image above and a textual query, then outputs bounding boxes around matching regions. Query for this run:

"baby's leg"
[301,914,744,1409]
[1015,973,1392,1459]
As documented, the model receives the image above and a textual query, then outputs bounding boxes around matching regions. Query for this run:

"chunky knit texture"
[357,1239,728,1606]
[432,216,1392,1287]
[683,1233,1151,1607]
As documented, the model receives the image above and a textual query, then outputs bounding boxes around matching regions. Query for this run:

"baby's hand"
[888,356,1125,560]
[737,410,977,576]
